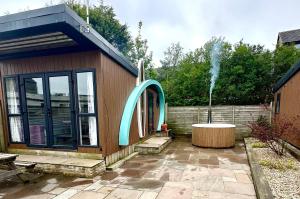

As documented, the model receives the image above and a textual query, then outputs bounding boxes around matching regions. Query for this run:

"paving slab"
[105,188,142,199]
[0,137,257,199]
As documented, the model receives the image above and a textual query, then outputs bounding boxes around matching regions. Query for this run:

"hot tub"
[192,123,235,148]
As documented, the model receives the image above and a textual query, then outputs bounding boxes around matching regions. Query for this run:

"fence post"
[197,107,200,123]
[232,106,235,124]
[165,102,168,122]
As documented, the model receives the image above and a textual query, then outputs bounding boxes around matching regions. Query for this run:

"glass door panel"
[24,77,47,145]
[48,75,74,147]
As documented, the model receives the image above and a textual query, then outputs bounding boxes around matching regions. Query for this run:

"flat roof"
[0,4,138,76]
[273,60,300,92]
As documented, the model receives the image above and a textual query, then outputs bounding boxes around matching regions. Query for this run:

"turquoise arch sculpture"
[119,80,165,146]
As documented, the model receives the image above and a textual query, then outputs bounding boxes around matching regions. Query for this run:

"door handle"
[47,108,52,116]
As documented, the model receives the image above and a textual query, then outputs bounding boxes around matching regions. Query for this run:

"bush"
[248,113,300,156]
[251,141,267,148]
[259,158,297,171]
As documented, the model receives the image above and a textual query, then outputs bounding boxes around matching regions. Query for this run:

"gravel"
[253,145,300,199]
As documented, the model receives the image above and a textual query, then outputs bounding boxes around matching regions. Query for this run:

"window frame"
[74,68,99,148]
[275,93,281,114]
[3,75,25,144]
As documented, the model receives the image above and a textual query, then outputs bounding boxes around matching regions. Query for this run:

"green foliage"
[65,1,154,77]
[157,38,300,106]
[259,158,297,171]
[273,44,300,82]
[251,141,267,148]
[160,42,184,68]
[65,0,133,56]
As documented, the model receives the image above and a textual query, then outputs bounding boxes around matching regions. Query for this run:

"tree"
[159,39,279,106]
[273,44,300,82]
[160,42,184,68]
[65,0,133,56]
[214,41,273,105]
[128,21,154,78]
[157,42,184,92]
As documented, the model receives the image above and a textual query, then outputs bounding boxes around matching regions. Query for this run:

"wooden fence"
[166,105,272,140]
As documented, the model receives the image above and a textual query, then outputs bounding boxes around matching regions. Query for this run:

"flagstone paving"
[0,137,256,199]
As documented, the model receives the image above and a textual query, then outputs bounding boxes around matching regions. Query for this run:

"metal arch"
[119,80,165,146]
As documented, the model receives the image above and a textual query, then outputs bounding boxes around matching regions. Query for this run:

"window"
[76,72,98,146]
[4,77,24,143]
[275,93,281,114]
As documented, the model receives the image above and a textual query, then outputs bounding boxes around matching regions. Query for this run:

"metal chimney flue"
[85,0,90,32]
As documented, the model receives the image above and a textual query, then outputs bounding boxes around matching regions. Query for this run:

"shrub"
[251,141,267,148]
[248,112,300,156]
[259,158,297,170]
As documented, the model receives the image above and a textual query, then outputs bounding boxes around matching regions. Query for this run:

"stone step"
[8,148,103,160]
[16,155,105,177]
[135,136,172,154]
[106,152,139,171]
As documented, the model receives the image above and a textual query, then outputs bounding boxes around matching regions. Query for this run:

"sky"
[1,0,300,66]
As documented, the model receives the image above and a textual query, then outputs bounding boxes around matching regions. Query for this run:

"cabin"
[273,61,300,148]
[0,4,164,167]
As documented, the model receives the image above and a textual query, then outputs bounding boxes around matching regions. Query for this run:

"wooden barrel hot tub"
[192,124,235,148]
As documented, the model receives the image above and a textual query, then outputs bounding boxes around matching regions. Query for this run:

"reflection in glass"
[49,76,72,146]
[25,78,46,145]
[77,72,95,113]
[79,116,97,146]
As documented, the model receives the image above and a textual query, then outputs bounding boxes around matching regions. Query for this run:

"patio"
[0,138,256,199]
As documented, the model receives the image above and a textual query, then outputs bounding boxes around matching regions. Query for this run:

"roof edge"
[0,4,138,76]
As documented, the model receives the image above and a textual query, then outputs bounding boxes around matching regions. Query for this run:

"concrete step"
[135,136,172,155]
[8,148,103,160]
[16,155,105,177]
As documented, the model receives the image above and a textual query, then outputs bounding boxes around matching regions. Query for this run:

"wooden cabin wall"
[274,72,300,148]
[0,51,103,153]
[0,50,162,156]
[99,53,139,156]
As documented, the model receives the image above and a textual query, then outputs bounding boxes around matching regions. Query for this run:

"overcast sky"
[1,0,300,66]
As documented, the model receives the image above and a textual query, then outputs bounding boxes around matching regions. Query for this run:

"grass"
[259,158,298,171]
[251,141,267,148]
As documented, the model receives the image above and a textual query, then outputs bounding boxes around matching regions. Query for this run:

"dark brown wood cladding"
[274,72,300,148]
[0,50,162,156]
[99,53,139,155]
